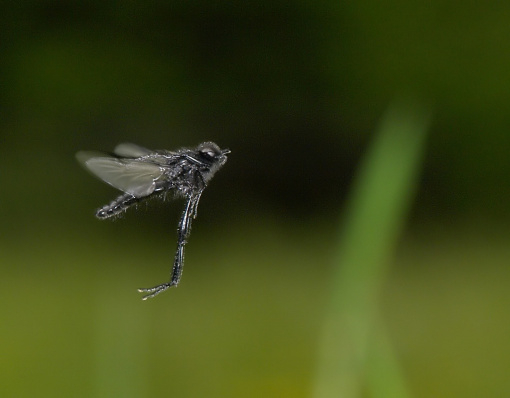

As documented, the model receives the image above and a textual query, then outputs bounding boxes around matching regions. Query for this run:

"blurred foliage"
[313,102,429,398]
[1,1,509,398]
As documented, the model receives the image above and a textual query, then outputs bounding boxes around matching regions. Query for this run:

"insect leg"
[138,193,201,300]
[190,171,206,219]
[190,190,203,219]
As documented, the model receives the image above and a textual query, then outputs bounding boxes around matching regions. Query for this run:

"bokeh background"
[1,2,509,398]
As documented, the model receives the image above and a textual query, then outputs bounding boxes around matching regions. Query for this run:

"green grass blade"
[312,101,430,398]
[365,317,413,398]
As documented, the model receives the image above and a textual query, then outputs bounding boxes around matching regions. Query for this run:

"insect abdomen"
[96,193,139,219]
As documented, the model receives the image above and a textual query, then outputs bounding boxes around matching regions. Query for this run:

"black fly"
[76,142,230,300]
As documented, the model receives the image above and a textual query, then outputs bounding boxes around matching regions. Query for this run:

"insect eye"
[201,149,216,159]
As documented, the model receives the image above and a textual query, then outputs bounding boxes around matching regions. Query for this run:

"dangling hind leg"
[138,193,200,300]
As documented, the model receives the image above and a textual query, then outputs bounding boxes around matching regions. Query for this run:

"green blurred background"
[1,2,509,397]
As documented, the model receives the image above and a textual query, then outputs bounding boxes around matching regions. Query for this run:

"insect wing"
[77,152,163,197]
[113,143,153,158]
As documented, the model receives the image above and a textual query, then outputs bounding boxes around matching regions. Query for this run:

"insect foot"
[138,283,175,300]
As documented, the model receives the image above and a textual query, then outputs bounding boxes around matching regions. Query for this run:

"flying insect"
[77,142,230,300]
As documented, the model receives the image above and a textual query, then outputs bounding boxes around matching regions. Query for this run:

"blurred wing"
[76,152,163,197]
[113,143,153,158]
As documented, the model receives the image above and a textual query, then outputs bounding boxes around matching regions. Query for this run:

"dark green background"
[1,2,509,397]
